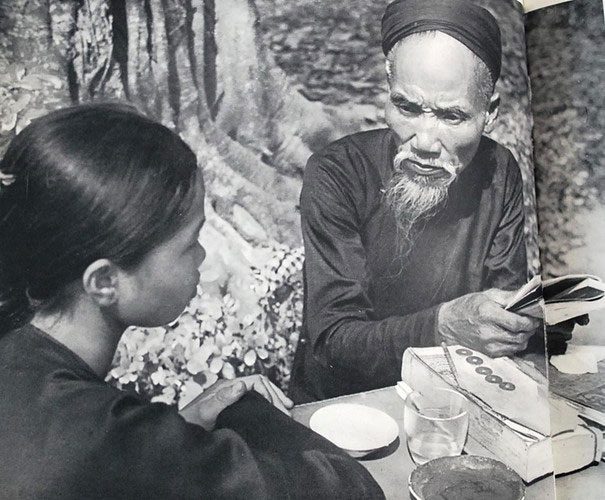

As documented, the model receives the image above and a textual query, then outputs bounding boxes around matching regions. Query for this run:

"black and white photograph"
[0,0,602,498]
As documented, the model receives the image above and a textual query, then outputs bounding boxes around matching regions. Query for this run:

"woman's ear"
[484,92,500,133]
[82,259,120,307]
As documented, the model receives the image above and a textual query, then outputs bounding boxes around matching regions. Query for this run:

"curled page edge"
[505,274,541,310]
[520,0,573,13]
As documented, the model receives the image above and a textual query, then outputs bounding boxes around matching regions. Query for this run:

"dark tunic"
[0,325,383,499]
[290,128,527,403]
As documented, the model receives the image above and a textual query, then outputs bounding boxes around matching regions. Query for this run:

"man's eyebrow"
[390,93,422,109]
[433,105,471,117]
[391,92,472,118]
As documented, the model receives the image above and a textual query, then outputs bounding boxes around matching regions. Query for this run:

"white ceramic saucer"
[309,403,399,457]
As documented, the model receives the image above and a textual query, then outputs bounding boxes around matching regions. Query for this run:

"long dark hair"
[0,103,199,334]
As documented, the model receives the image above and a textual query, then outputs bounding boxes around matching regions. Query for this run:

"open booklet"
[506,274,605,324]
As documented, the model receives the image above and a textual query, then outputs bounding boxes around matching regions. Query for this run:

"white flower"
[254,332,269,348]
[179,313,200,334]
[186,342,213,375]
[150,367,168,386]
[223,316,241,334]
[200,316,218,334]
[108,366,127,380]
[201,294,224,319]
[209,358,223,374]
[222,294,238,314]
[202,371,219,389]
[118,371,139,385]
[151,386,177,405]
[221,362,236,379]
[244,350,257,367]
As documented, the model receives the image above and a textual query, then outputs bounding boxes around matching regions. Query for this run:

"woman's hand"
[238,374,294,415]
[179,375,293,431]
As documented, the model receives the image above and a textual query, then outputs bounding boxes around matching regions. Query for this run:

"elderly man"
[290,0,542,403]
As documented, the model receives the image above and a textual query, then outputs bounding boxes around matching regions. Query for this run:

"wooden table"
[292,387,603,500]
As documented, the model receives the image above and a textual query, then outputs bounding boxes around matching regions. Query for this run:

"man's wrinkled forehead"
[381,0,502,83]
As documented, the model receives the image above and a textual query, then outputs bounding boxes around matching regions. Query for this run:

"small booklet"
[506,274,605,325]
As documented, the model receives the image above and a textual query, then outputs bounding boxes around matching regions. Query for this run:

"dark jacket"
[0,324,383,499]
[291,129,527,402]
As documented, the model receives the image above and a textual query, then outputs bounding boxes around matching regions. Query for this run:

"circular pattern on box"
[466,356,483,365]
[485,374,503,384]
[499,382,516,391]
[475,366,492,375]
[456,348,473,356]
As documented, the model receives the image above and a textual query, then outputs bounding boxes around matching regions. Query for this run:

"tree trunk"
[1,0,365,248]
[0,0,71,150]
[212,0,371,177]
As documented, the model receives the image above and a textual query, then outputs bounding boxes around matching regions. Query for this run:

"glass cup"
[403,388,469,465]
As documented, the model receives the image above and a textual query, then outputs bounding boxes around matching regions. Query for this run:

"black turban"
[381,0,502,82]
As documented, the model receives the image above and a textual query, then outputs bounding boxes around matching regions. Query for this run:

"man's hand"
[438,288,541,358]
[179,375,294,431]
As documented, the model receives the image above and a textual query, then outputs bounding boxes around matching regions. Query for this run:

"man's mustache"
[394,149,460,177]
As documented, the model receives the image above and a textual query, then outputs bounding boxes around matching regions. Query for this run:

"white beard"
[385,148,458,259]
